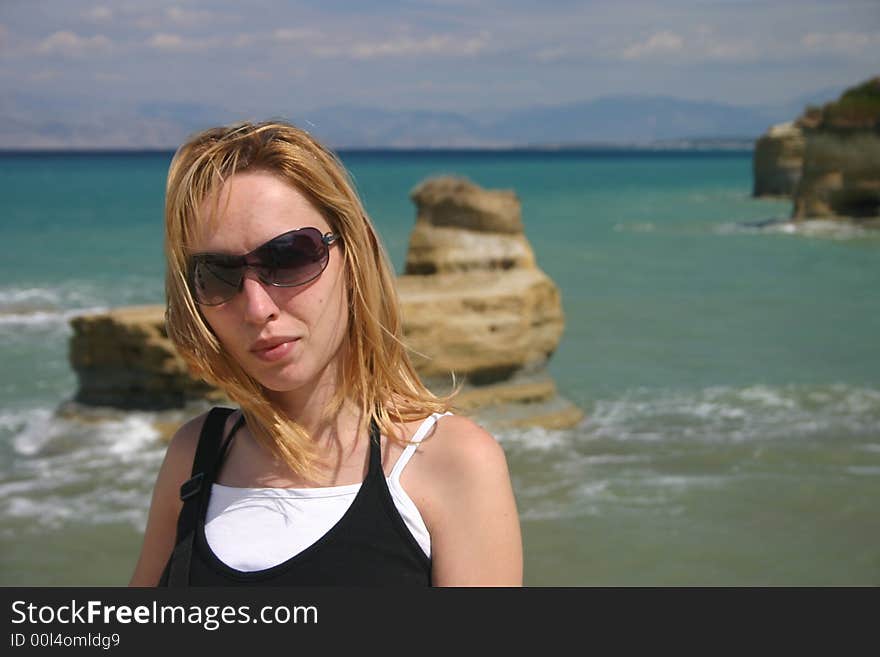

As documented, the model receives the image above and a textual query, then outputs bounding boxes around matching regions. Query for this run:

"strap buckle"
[179,472,205,501]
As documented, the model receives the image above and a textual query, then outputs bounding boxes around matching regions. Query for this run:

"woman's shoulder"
[400,413,522,584]
[411,413,510,491]
[163,407,242,476]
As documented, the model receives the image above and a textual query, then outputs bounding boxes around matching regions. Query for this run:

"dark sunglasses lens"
[261,228,329,286]
[192,260,242,305]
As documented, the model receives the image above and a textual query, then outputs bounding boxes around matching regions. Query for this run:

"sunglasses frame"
[187,227,340,306]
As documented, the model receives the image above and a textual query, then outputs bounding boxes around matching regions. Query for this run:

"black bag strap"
[166,406,239,587]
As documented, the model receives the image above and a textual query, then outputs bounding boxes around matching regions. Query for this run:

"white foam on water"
[519,502,603,522]
[0,283,103,311]
[576,479,611,499]
[717,218,880,241]
[0,306,108,328]
[1,406,167,534]
[583,383,880,445]
[496,424,571,452]
[5,496,75,531]
[5,407,161,458]
[642,474,728,490]
[582,454,650,466]
[613,222,656,233]
[6,408,58,455]
[96,415,162,456]
[0,287,64,306]
[846,466,880,476]
[735,384,797,408]
[0,283,110,329]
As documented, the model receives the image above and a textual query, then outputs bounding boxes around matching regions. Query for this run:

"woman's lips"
[251,338,299,362]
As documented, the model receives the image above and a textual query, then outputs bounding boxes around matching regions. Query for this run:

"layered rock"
[399,177,582,429]
[752,122,804,198]
[793,130,880,222]
[69,306,223,409]
[67,177,583,430]
[753,76,880,226]
[792,77,880,223]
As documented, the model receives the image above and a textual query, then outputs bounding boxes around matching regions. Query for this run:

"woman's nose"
[239,271,280,324]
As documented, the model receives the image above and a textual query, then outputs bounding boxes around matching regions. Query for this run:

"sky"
[1,1,878,146]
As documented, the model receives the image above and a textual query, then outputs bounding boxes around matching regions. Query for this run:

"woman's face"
[193,169,349,397]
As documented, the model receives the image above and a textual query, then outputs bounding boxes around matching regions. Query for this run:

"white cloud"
[801,31,880,54]
[533,46,569,63]
[703,40,757,60]
[132,6,227,30]
[166,6,217,26]
[146,32,218,52]
[274,28,315,42]
[83,6,113,23]
[320,31,490,59]
[147,33,187,51]
[36,31,112,56]
[231,34,255,48]
[622,31,684,60]
[616,27,759,62]
[146,31,253,52]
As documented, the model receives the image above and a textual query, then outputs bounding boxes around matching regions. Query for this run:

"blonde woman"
[129,121,523,586]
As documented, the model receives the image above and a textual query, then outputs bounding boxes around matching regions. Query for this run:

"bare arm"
[128,413,205,587]
[419,416,523,586]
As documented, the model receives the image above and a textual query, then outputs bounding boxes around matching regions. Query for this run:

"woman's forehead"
[192,170,331,252]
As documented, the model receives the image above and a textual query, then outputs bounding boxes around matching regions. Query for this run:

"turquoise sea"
[1,149,879,585]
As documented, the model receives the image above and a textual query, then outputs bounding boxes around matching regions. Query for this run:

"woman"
[129,121,523,586]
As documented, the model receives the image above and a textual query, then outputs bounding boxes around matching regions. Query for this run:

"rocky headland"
[65,176,583,434]
[752,121,805,198]
[753,76,880,228]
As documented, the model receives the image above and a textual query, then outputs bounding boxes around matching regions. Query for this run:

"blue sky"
[1,1,878,146]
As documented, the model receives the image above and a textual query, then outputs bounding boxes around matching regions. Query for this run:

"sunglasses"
[188,226,340,306]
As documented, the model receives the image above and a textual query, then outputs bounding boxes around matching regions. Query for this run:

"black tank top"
[158,407,432,586]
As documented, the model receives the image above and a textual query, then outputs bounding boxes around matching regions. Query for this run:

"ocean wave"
[496,424,573,451]
[613,222,656,233]
[3,490,149,533]
[5,407,162,458]
[0,284,102,310]
[0,306,108,327]
[583,382,880,444]
[0,406,166,532]
[495,381,880,525]
[0,283,109,328]
[846,466,880,476]
[718,218,880,241]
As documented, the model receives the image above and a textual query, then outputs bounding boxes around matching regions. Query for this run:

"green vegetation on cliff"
[802,76,880,130]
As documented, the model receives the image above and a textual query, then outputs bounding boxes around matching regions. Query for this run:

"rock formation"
[399,177,582,429]
[67,177,583,430]
[793,130,880,222]
[752,122,804,197]
[792,78,880,223]
[753,76,880,226]
[69,306,223,409]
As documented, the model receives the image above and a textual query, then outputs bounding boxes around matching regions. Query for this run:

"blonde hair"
[164,120,457,480]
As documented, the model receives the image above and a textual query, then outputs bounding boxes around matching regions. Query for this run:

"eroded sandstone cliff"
[753,76,880,225]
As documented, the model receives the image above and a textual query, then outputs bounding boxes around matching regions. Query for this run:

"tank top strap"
[368,416,383,477]
[388,412,452,485]
[211,411,247,475]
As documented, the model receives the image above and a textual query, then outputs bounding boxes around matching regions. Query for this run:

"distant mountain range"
[0,86,845,150]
